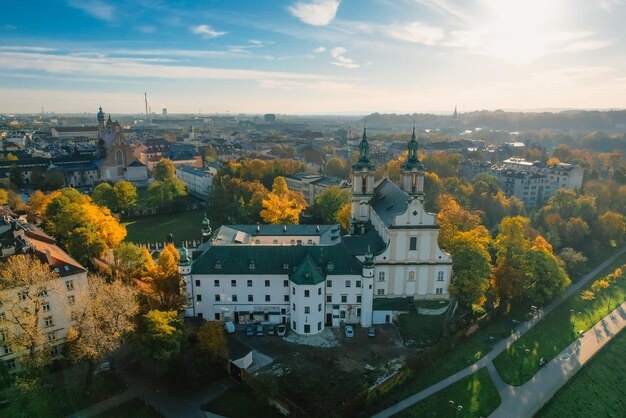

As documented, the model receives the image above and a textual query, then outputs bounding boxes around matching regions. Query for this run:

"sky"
[1,0,625,114]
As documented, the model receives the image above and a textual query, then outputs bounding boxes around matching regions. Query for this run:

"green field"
[393,368,501,418]
[122,209,206,245]
[536,326,626,418]
[397,304,448,344]
[202,386,283,418]
[493,251,626,386]
[95,398,161,418]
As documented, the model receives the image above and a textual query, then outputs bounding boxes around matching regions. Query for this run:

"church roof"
[191,243,362,276]
[127,160,146,167]
[342,222,386,256]
[370,178,411,227]
[290,254,326,285]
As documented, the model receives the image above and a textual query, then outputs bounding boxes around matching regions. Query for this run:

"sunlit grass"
[122,208,205,245]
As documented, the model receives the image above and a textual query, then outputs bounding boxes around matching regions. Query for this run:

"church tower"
[399,126,425,195]
[351,127,375,223]
[201,214,212,242]
[97,107,106,158]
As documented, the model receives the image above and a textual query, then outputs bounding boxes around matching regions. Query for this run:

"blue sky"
[1,0,625,114]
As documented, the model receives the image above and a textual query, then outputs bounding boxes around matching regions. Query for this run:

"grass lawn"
[372,306,527,413]
[95,398,161,418]
[0,369,126,418]
[122,209,205,245]
[535,326,626,418]
[493,251,626,386]
[393,368,501,418]
[202,386,283,418]
[397,306,447,344]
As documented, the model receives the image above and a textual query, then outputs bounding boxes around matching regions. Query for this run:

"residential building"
[0,214,88,372]
[175,165,213,198]
[285,173,351,205]
[51,126,99,140]
[179,127,452,335]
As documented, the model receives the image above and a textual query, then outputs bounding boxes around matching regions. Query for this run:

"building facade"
[175,165,214,198]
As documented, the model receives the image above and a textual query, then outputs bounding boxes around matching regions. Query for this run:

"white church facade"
[179,128,452,335]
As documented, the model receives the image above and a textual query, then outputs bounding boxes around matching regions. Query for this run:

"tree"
[491,217,532,302]
[526,239,570,304]
[324,158,349,179]
[336,203,351,232]
[196,321,229,364]
[135,310,183,375]
[559,248,587,275]
[595,211,626,245]
[146,178,187,212]
[0,255,61,370]
[91,183,116,210]
[143,243,187,311]
[113,242,150,282]
[447,230,491,312]
[437,194,482,251]
[67,275,138,391]
[113,180,138,215]
[9,165,22,190]
[30,166,44,189]
[0,188,8,206]
[260,176,307,224]
[154,158,176,181]
[43,171,65,191]
[312,186,351,224]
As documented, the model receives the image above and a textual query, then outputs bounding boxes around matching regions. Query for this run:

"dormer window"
[326,261,334,272]
[249,260,256,271]
[214,259,222,270]
[283,263,289,270]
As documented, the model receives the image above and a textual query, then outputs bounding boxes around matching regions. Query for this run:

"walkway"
[372,245,626,418]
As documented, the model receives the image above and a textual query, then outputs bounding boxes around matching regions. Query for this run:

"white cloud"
[599,0,623,11]
[258,79,354,93]
[289,0,340,26]
[330,47,359,69]
[67,0,115,22]
[384,22,446,46]
[313,46,326,53]
[0,46,57,52]
[0,51,334,82]
[191,25,227,39]
[560,40,612,53]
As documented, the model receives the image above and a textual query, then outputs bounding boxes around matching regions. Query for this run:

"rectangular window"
[214,280,220,287]
[0,330,6,342]
[326,295,332,303]
[341,295,347,303]
[4,345,12,355]
[357,295,362,303]
[231,280,237,287]
[6,359,15,370]
[357,308,361,317]
[215,294,221,302]
[318,303,322,312]
[248,295,254,302]
[436,288,443,295]
[265,295,271,302]
[437,271,444,281]
[18,291,27,301]
[340,311,346,319]
[195,280,201,287]
[196,294,202,302]
[292,287,295,295]
[318,287,322,295]
[377,289,385,295]
[356,280,361,288]
[40,288,48,297]
[47,331,56,342]
[232,295,238,302]
[284,295,289,302]
[42,303,51,312]
[345,280,351,288]
[281,308,286,315]
[409,237,417,251]
[304,290,310,297]
[214,313,220,320]
[265,280,270,287]
[44,316,54,328]
[327,280,332,287]
[247,280,253,287]
[378,272,385,282]
[292,303,296,310]
[292,321,296,330]
[318,322,322,331]
[304,306,310,314]
[283,280,289,287]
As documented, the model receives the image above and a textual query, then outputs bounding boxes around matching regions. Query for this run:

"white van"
[224,321,236,334]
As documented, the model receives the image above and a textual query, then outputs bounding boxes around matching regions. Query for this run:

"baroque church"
[179,128,452,335]
[96,107,148,182]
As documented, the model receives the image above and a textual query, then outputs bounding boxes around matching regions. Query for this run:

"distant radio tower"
[144,92,149,116]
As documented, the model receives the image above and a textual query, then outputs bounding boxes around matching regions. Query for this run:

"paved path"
[372,245,626,418]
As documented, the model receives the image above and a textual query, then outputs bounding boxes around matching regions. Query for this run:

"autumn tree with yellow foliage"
[260,176,307,224]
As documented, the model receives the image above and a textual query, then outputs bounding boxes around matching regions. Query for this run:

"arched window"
[115,149,124,166]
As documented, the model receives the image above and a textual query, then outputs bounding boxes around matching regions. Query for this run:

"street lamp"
[449,400,464,417]
[517,345,531,383]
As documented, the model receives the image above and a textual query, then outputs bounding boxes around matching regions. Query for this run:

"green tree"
[526,237,570,304]
[136,310,184,375]
[491,216,532,302]
[113,242,149,282]
[559,247,588,275]
[9,164,22,189]
[113,180,138,215]
[448,230,491,313]
[92,182,116,210]
[324,158,349,179]
[43,171,65,190]
[154,158,176,181]
[312,186,351,224]
[146,178,187,212]
[197,321,229,364]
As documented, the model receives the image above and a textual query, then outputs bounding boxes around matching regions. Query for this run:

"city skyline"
[1,0,625,114]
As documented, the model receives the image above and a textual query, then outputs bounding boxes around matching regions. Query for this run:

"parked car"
[245,324,254,336]
[224,321,236,334]
[256,324,264,336]
[277,324,287,337]
[268,324,276,336]
[344,325,354,338]
[368,327,376,337]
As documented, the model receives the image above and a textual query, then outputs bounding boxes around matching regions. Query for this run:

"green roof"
[191,243,363,277]
[290,254,325,285]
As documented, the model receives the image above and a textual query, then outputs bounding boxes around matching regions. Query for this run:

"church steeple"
[400,125,425,195]
[350,125,376,224]
[352,126,375,171]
